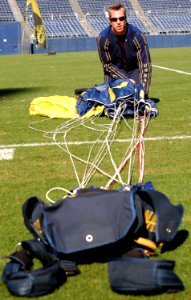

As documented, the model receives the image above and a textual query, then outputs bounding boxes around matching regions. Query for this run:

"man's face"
[109,7,127,35]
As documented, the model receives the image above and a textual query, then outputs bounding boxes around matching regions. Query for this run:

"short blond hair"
[107,3,126,19]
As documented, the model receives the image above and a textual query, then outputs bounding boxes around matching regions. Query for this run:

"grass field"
[0,47,191,300]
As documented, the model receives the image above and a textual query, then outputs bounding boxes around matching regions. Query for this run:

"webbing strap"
[109,257,184,294]
[2,240,80,297]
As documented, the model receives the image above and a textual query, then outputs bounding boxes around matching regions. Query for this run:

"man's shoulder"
[127,23,142,36]
[98,26,112,38]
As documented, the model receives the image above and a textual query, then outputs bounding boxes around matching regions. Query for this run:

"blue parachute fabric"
[76,79,158,118]
[120,181,155,192]
[73,181,155,195]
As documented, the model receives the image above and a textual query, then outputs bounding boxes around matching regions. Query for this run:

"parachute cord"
[105,104,130,185]
[52,118,85,186]
[80,105,124,187]
[51,115,124,189]
[138,110,151,183]
[46,187,73,203]
[104,99,150,189]
[29,95,152,198]
[126,100,140,184]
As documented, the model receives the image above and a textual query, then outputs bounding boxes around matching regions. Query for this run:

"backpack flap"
[22,196,48,243]
[22,190,139,260]
[42,190,138,255]
[133,190,184,247]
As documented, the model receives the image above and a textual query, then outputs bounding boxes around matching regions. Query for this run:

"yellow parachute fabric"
[29,95,104,119]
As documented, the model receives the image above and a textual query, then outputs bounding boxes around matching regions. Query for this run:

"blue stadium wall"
[0,22,191,55]
[42,35,191,54]
[0,22,21,55]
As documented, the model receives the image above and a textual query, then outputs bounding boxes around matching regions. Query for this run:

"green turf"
[0,48,191,300]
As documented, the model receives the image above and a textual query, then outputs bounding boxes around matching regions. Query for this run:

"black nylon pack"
[22,188,184,263]
[22,189,137,262]
[2,188,185,297]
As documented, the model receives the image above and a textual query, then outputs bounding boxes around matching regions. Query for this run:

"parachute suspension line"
[80,104,125,188]
[47,99,150,193]
[52,116,101,187]
[105,100,151,190]
[29,117,60,136]
[29,96,152,201]
[106,104,133,186]
[108,99,140,187]
[46,187,74,203]
[126,102,140,184]
[137,117,146,184]
[80,129,112,188]
[137,109,151,183]
[117,111,138,185]
[28,117,90,202]
[53,118,86,187]
[73,117,110,188]
[124,99,151,185]
[126,99,147,184]
[48,114,124,189]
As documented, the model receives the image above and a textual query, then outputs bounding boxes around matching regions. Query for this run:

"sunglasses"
[110,16,126,22]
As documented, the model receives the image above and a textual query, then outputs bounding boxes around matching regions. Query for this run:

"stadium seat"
[138,0,191,34]
[1,0,191,37]
[16,0,87,37]
[0,0,15,21]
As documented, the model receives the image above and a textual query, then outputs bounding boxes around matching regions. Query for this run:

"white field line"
[0,135,191,149]
[0,148,15,160]
[153,65,191,76]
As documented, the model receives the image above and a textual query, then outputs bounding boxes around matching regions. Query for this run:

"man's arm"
[133,33,152,96]
[97,35,129,79]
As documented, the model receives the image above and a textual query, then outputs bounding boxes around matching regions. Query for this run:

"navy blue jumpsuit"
[97,23,152,96]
